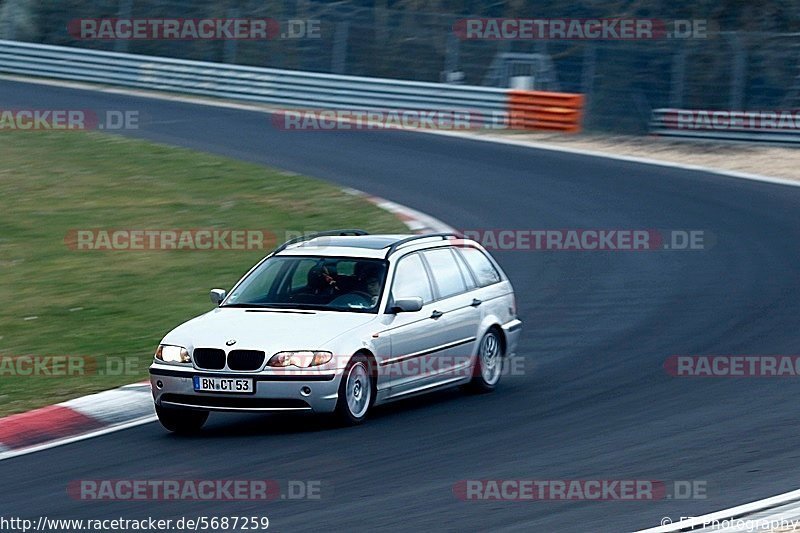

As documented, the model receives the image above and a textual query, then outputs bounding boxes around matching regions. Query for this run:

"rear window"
[458,247,502,287]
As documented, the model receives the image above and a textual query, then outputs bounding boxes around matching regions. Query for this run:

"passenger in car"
[293,265,338,303]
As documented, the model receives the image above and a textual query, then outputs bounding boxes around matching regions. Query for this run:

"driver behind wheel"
[354,262,383,306]
[364,274,381,306]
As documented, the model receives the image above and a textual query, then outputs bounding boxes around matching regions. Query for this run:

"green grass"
[0,131,407,416]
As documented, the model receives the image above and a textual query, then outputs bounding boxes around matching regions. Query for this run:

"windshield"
[223,256,389,313]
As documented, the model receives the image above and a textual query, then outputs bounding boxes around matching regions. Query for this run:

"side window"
[453,249,477,290]
[458,247,502,287]
[422,248,467,299]
[391,253,433,304]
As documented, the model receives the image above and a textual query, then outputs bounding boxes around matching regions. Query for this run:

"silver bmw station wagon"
[149,231,521,431]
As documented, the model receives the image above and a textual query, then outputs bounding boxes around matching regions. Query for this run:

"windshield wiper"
[222,302,374,313]
[220,303,279,308]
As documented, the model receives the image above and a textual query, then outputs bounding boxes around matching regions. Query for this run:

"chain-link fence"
[1,0,797,133]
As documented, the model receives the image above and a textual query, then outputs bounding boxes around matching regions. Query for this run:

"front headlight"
[267,351,333,368]
[155,345,191,364]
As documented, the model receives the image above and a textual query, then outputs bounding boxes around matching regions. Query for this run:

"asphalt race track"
[3,79,800,532]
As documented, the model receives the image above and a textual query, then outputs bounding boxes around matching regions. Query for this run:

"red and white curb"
[342,188,455,234]
[0,382,155,460]
[0,194,452,461]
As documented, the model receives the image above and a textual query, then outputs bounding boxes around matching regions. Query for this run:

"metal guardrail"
[0,39,509,124]
[0,40,584,132]
[651,108,800,144]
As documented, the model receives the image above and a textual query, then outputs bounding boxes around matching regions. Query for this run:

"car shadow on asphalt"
[163,387,471,439]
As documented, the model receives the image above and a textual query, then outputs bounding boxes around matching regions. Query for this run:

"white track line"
[423,129,800,189]
[635,489,800,532]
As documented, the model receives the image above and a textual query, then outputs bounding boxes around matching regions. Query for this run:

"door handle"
[470,298,483,307]
[430,310,444,319]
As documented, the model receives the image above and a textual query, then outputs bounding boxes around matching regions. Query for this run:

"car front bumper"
[149,364,343,413]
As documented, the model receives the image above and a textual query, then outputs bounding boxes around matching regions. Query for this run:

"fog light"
[300,386,311,396]
[156,380,163,389]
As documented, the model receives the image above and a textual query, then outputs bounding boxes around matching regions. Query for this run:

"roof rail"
[384,232,463,258]
[272,229,369,255]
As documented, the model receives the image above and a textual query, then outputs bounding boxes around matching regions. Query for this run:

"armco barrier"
[651,108,800,144]
[0,40,583,133]
[508,90,584,132]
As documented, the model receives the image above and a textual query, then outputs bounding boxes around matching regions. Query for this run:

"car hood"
[161,307,377,354]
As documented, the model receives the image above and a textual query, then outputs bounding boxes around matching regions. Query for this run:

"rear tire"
[335,354,373,426]
[155,405,208,433]
[467,329,504,393]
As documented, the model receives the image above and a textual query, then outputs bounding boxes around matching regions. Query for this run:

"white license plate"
[193,376,254,394]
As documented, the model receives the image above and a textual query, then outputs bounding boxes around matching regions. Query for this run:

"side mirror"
[391,296,423,313]
[210,289,227,306]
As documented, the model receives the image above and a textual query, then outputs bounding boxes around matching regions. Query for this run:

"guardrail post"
[0,0,19,40]
[442,32,460,82]
[331,21,349,74]
[670,48,686,109]
[224,7,240,64]
[114,0,133,53]
[581,44,596,128]
[729,33,747,110]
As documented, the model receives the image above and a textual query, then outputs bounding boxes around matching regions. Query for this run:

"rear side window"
[391,253,433,303]
[453,249,477,290]
[458,247,502,287]
[422,248,468,299]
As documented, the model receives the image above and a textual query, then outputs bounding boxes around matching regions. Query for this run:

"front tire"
[155,405,208,433]
[467,329,504,393]
[335,354,373,426]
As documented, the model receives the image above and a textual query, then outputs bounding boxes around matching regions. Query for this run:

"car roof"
[275,234,471,259]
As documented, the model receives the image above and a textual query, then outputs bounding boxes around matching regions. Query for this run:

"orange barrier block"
[507,90,585,133]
